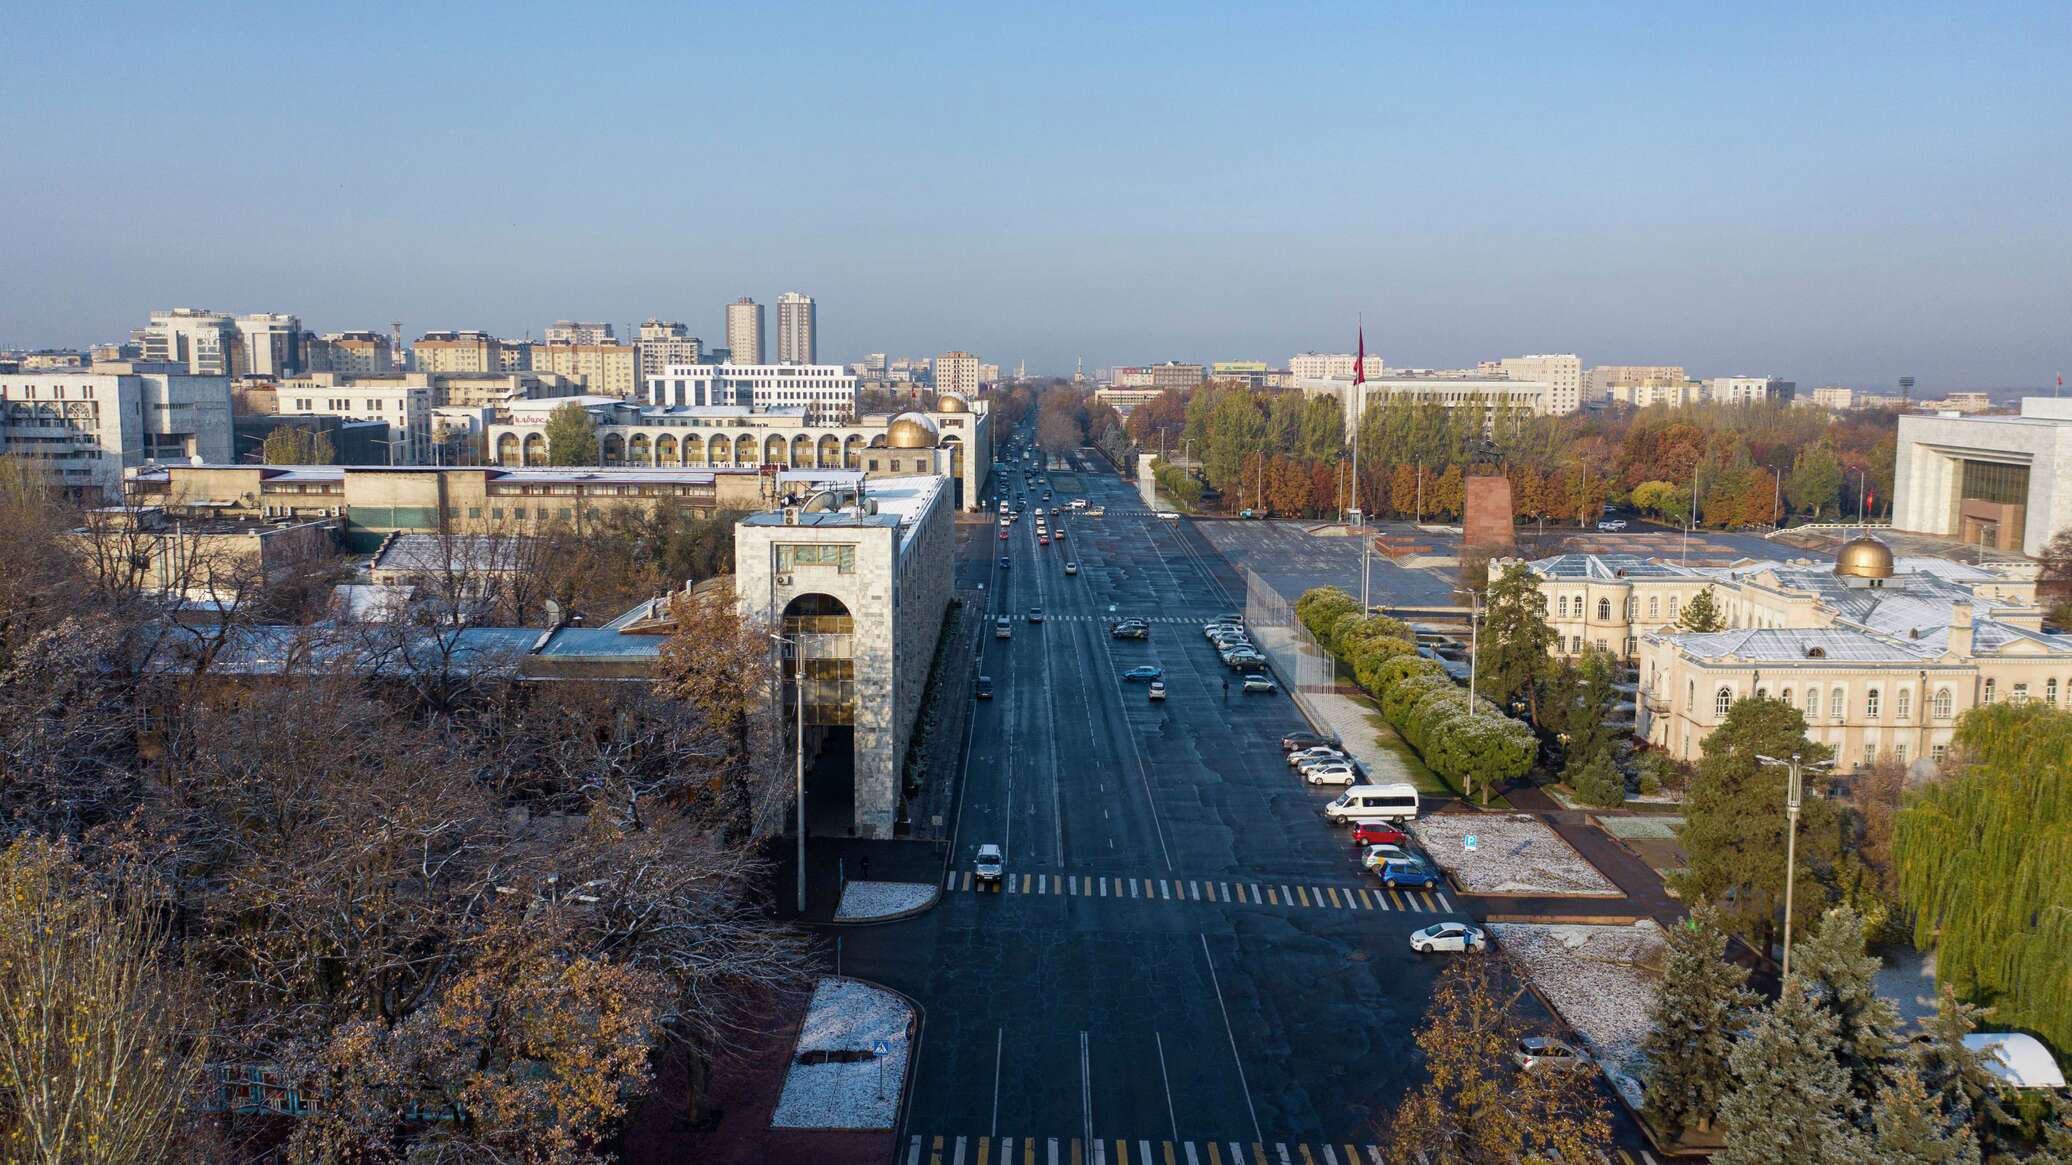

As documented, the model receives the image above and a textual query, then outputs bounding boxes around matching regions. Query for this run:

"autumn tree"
[1384,955,1611,1163]
[1676,696,1840,951]
[1474,563,1557,720]
[0,838,210,1165]
[1643,905,1758,1138]
[260,422,334,465]
[654,581,791,839]
[545,402,601,466]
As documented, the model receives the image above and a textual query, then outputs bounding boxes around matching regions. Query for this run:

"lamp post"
[1755,752,1830,982]
[1453,586,1483,802]
[771,631,807,914]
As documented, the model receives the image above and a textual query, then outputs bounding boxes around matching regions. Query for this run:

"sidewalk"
[1503,785,1684,926]
[771,835,946,926]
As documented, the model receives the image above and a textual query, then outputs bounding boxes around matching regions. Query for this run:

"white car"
[975,844,1004,887]
[1361,843,1413,868]
[1410,922,1487,954]
[1514,1037,1590,1072]
[1304,764,1359,786]
[1156,511,1180,520]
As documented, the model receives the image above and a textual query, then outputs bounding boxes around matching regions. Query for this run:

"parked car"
[1514,1037,1589,1072]
[1203,622,1244,638]
[1282,731,1341,751]
[1596,519,1628,532]
[1086,506,1105,517]
[1361,843,1413,868]
[1350,822,1409,848]
[975,675,994,699]
[1378,858,1440,890]
[1287,746,1347,768]
[1409,922,1486,954]
[1242,676,1278,694]
[1123,666,1164,682]
[1148,679,1167,701]
[975,844,1004,886]
[1215,612,1245,624]
[1065,562,1079,575]
[1303,763,1360,786]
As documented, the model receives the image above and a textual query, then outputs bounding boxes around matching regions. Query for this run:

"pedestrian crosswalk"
[906,1134,1663,1164]
[1036,614,1229,625]
[946,870,1454,915]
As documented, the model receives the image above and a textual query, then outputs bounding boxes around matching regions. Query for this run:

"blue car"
[1376,858,1439,889]
[1123,666,1164,682]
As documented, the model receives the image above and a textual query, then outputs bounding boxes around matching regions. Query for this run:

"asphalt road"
[842,442,1535,1159]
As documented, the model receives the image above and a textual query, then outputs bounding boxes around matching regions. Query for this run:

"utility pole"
[1453,586,1483,802]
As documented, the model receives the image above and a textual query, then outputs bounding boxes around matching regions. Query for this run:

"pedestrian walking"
[1222,677,1229,701]
[860,856,872,881]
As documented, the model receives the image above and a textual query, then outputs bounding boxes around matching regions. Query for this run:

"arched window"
[1831,686,1845,722]
[1715,687,1733,718]
[1649,596,1660,620]
[1781,688,1794,708]
[1895,688,1910,721]
[1983,679,1996,705]
[1805,688,1819,719]
[1866,688,1881,719]
[2012,682,2030,705]
[2049,678,2060,706]
[1557,595,1569,617]
[1668,596,1680,619]
[1598,597,1612,621]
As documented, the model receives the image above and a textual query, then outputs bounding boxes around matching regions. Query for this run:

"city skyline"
[2,2,2066,387]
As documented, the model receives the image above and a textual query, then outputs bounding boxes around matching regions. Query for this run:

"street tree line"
[0,457,817,1164]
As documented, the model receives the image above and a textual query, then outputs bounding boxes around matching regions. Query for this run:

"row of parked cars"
[1200,616,1268,673]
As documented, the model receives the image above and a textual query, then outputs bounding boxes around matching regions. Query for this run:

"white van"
[1325,783,1420,824]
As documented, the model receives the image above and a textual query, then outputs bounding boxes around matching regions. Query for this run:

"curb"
[824,883,944,928]
[768,975,923,1138]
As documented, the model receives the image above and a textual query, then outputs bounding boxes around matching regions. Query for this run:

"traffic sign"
[1464,834,1479,851]
[871,1039,891,1056]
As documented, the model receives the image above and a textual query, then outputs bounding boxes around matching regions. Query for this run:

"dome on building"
[936,393,971,413]
[886,412,940,448]
[1834,535,1896,579]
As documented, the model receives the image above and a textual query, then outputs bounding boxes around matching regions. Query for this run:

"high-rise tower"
[725,297,765,365]
[775,292,816,364]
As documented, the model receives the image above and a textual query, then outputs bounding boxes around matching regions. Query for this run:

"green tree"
[1678,585,1727,632]
[1896,702,2072,1056]
[1788,445,1845,520]
[1474,564,1557,721]
[1299,396,1346,462]
[1545,645,1621,776]
[261,422,335,465]
[544,403,600,466]
[1569,751,1626,807]
[1675,697,1840,951]
[1795,906,1904,1108]
[1866,1064,1982,1165]
[1643,905,1759,1138]
[1913,987,2017,1159]
[1716,981,1867,1165]
[1202,390,1265,492]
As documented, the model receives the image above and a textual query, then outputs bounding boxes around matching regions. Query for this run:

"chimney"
[1947,602,1973,657]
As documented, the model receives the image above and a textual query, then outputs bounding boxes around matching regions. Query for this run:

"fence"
[1244,569,1339,729]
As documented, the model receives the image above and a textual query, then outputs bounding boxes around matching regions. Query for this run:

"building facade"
[527,342,638,397]
[636,320,703,378]
[308,331,398,374]
[1893,398,2072,556]
[414,330,528,374]
[141,309,238,376]
[544,321,615,345]
[1586,365,1687,401]
[776,292,816,364]
[1481,354,1582,415]
[647,361,857,422]
[272,373,434,465]
[726,298,765,365]
[735,471,954,838]
[1606,380,1703,409]
[1704,376,1796,406]
[1299,372,1551,435]
[934,351,979,397]
[0,369,234,498]
[1289,352,1385,381]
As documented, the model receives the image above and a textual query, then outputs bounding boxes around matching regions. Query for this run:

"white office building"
[273,373,435,465]
[0,368,234,498]
[1894,398,2072,558]
[1481,354,1582,415]
[1704,376,1796,406]
[1289,352,1385,381]
[1299,371,1552,435]
[236,313,305,377]
[141,309,238,376]
[545,321,615,345]
[935,351,980,397]
[776,292,816,364]
[726,298,765,365]
[648,362,857,422]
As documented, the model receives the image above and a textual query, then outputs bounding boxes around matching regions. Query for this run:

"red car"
[1000,529,1009,539]
[1039,535,1049,545]
[1351,822,1408,848]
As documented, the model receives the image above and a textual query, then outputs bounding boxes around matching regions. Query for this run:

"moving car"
[1123,666,1164,682]
[1156,511,1180,520]
[1110,621,1149,640]
[1086,506,1105,517]
[995,617,1011,639]
[975,675,994,699]
[1514,1037,1589,1072]
[1001,528,1010,539]
[1038,535,1049,546]
[1055,527,1067,539]
[1377,858,1439,890]
[976,844,1005,887]
[1148,679,1166,701]
[1409,922,1486,953]
[1241,676,1278,695]
[1027,607,1044,623]
[1064,562,1079,576]
[1350,822,1408,848]
[999,556,1010,568]
[1282,731,1341,751]
[1596,518,1628,531]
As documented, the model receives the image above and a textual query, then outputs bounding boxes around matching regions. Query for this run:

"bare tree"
[654,582,792,839]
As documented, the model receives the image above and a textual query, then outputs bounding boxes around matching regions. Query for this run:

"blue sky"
[3,1,2067,388]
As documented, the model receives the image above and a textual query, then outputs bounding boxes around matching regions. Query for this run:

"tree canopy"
[1474,563,1557,719]
[545,402,600,466]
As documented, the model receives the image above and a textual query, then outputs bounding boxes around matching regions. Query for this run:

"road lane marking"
[1200,934,1264,1146]
[1437,891,1454,912]
[946,871,957,891]
[955,1136,967,1165]
[1185,1145,1200,1165]
[1266,887,1278,905]
[908,1135,922,1165]
[1156,1031,1179,1141]
[979,1139,991,1165]
[1251,883,1263,901]
[1189,880,1200,899]
[1022,874,1032,894]
[990,1028,1003,1136]
[1295,886,1310,907]
[1161,880,1171,900]
[1325,887,1341,908]
[1280,884,1293,904]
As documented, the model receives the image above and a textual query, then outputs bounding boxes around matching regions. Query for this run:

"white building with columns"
[1892,398,2072,558]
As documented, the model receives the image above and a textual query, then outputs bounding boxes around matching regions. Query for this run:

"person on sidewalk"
[860,856,872,881]
[1222,677,1230,701]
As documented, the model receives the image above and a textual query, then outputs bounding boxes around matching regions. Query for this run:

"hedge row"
[1295,586,1535,801]
[1149,459,1202,510]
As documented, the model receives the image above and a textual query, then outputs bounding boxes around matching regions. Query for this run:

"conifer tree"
[1867,1064,1982,1165]
[1643,905,1757,1138]
[1677,584,1727,632]
[1716,981,1866,1165]
[1913,987,2017,1160]
[1795,906,1905,1109]
[1474,563,1557,719]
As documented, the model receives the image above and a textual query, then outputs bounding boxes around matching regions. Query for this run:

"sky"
[2,1,2068,389]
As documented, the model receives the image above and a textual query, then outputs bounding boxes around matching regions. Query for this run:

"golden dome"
[886,412,940,448]
[1834,536,1895,579]
[936,393,971,413]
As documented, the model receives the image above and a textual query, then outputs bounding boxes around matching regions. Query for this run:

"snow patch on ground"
[1415,814,1621,896]
[834,880,937,921]
[1493,921,1665,1083]
[770,978,913,1130]
[1594,815,1683,841]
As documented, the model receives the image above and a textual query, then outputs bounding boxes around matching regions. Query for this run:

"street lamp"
[771,631,807,914]
[1453,586,1484,802]
[1755,752,1831,982]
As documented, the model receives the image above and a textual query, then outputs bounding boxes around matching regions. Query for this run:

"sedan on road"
[1064,562,1079,576]
[1110,623,1149,640]
[1027,607,1044,623]
[1361,843,1413,868]
[1350,822,1408,848]
[1282,731,1342,751]
[1123,666,1165,682]
[975,844,1005,889]
[999,556,1010,569]
[1148,680,1167,701]
[1378,858,1440,890]
[1410,922,1486,954]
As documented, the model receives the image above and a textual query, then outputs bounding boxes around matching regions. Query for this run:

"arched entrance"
[496,433,520,465]
[522,433,547,466]
[780,592,858,836]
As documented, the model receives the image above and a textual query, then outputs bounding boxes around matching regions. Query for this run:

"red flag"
[1354,326,1367,385]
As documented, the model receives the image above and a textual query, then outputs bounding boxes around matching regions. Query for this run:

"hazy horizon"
[3,2,2066,390]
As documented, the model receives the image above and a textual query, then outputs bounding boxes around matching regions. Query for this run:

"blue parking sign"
[1464,834,1479,851]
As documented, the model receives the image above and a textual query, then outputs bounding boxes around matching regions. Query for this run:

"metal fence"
[1245,569,1339,728]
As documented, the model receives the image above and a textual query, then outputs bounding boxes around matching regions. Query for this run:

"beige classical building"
[1481,354,1582,415]
[484,394,993,510]
[1502,539,2070,770]
[1587,365,1688,400]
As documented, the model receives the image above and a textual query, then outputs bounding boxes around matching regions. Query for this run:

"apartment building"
[1481,354,1581,415]
[1299,370,1552,434]
[1704,376,1797,406]
[414,330,524,374]
[1586,364,1687,400]
[307,331,398,374]
[726,298,765,365]
[0,368,234,498]
[776,292,816,364]
[636,320,703,378]
[544,321,615,345]
[934,351,979,397]
[527,342,639,397]
[1289,352,1385,382]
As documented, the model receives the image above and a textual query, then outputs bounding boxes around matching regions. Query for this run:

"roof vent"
[1805,645,1826,658]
